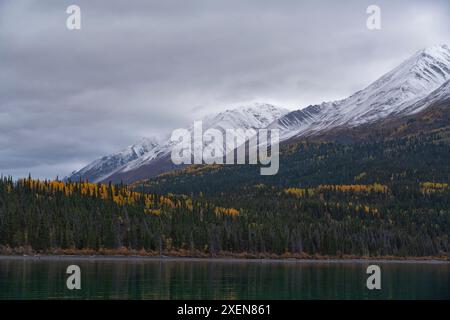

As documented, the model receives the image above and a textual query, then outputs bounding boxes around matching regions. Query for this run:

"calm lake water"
[0,256,448,299]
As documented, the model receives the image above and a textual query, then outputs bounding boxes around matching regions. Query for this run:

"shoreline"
[1,246,448,263]
[0,254,449,264]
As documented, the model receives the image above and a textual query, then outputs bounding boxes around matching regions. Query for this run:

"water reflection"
[0,258,448,299]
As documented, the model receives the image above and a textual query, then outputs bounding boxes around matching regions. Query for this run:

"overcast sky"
[1,0,449,179]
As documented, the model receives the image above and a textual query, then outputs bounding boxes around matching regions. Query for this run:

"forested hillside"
[141,129,450,195]
[1,105,449,258]
[0,167,448,257]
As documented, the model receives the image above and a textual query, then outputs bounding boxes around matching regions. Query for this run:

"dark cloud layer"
[1,0,449,178]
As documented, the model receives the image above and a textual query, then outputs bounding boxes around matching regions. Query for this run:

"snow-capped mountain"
[68,137,163,183]
[69,45,450,183]
[68,103,288,182]
[270,44,450,139]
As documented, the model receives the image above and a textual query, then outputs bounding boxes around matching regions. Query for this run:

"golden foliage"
[283,183,387,198]
[16,178,195,215]
[420,182,449,194]
[317,183,388,194]
[284,188,309,198]
[214,207,239,216]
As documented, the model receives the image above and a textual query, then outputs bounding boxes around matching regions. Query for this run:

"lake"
[0,256,448,299]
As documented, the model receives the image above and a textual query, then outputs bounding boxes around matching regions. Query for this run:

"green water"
[0,257,448,299]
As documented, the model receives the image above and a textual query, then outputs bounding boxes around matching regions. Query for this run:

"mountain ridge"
[269,44,450,139]
[69,45,450,183]
[68,103,288,182]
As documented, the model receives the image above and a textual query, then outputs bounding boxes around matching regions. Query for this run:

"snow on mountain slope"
[114,103,289,173]
[202,103,288,131]
[68,104,288,182]
[398,79,450,117]
[69,45,450,183]
[270,44,450,139]
[68,137,163,183]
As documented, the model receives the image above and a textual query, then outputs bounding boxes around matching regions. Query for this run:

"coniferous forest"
[0,129,449,258]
